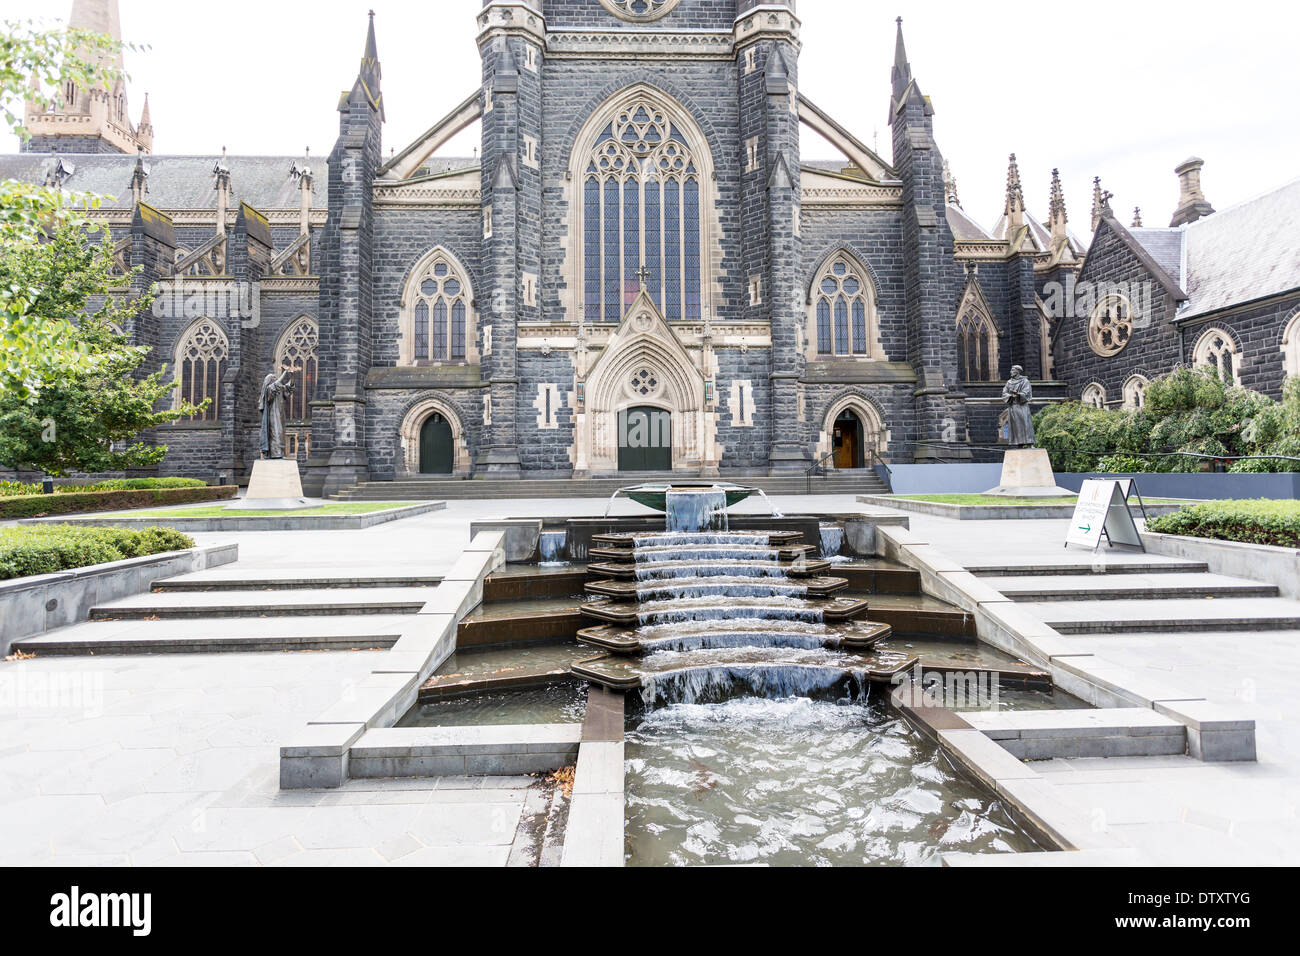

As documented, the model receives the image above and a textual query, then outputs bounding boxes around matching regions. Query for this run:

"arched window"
[579,94,707,323]
[275,317,318,422]
[1081,383,1106,409]
[401,248,476,365]
[1193,327,1240,386]
[1122,374,1150,410]
[810,253,880,359]
[957,308,999,382]
[174,319,228,422]
[598,0,682,21]
[1281,310,1300,380]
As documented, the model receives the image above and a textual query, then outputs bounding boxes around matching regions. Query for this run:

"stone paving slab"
[1029,596,1300,633]
[983,572,1278,601]
[15,616,414,654]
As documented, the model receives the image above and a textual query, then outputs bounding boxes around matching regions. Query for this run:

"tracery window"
[403,249,474,365]
[174,319,228,422]
[1088,293,1134,357]
[582,99,703,323]
[1283,310,1300,379]
[1193,327,1240,386]
[957,307,999,382]
[275,317,318,422]
[598,0,683,22]
[812,254,877,357]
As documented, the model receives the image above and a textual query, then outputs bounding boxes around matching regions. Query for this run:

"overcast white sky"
[4,0,1298,234]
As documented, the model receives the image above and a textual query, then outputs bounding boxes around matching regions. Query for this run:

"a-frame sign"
[1065,479,1146,552]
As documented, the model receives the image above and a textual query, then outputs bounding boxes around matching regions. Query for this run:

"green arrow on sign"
[1078,524,1092,533]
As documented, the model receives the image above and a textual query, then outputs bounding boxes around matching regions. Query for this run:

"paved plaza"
[2,495,1298,865]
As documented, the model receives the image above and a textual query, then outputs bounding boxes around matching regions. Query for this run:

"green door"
[618,406,672,472]
[418,413,454,474]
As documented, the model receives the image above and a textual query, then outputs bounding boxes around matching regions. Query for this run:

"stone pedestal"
[229,458,311,510]
[983,448,1074,497]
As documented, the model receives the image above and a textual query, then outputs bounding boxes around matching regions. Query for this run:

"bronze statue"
[1002,365,1035,448]
[258,369,294,459]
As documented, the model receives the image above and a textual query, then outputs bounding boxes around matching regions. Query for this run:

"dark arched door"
[833,411,864,470]
[418,413,454,475]
[618,406,672,472]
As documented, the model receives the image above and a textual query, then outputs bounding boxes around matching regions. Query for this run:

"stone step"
[331,473,890,501]
[963,708,1187,760]
[968,561,1209,577]
[1032,597,1300,634]
[88,586,437,621]
[984,572,1279,602]
[12,615,413,655]
[154,571,444,592]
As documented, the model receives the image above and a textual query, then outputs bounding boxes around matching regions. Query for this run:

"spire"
[138,92,151,131]
[68,0,125,73]
[1048,167,1069,246]
[353,10,385,120]
[942,159,961,208]
[889,17,928,122]
[1132,206,1143,228]
[1004,153,1025,233]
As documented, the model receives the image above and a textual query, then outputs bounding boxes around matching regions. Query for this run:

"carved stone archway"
[398,395,472,478]
[574,287,716,475]
[816,393,889,466]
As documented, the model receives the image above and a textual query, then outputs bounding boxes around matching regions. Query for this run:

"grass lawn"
[893,494,1184,506]
[109,502,416,518]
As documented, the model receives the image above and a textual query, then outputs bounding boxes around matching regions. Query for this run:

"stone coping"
[562,686,626,868]
[877,524,1257,766]
[1,543,238,655]
[859,494,1189,521]
[23,501,445,532]
[1142,530,1300,601]
[279,529,506,790]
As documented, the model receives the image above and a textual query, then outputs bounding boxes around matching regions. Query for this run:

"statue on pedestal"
[258,369,294,460]
[1001,365,1035,448]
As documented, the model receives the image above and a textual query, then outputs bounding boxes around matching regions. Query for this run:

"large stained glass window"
[582,100,704,323]
[174,319,228,421]
[275,316,319,422]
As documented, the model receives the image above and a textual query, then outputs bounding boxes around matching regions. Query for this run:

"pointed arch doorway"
[618,405,673,472]
[832,410,864,469]
[418,413,454,475]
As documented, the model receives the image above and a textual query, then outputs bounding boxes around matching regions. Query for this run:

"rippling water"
[625,696,1041,867]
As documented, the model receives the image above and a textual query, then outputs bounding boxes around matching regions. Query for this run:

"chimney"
[1170,157,1215,227]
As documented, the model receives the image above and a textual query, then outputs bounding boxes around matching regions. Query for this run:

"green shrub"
[1034,367,1300,473]
[0,485,234,519]
[0,477,207,497]
[1145,499,1300,548]
[0,525,196,580]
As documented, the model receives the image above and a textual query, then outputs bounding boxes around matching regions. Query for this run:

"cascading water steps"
[569,491,913,695]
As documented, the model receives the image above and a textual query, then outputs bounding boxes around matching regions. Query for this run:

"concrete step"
[984,573,1279,603]
[88,586,437,621]
[348,724,582,778]
[331,473,890,501]
[968,560,1209,578]
[1031,596,1300,634]
[154,569,444,592]
[964,708,1187,760]
[12,615,413,655]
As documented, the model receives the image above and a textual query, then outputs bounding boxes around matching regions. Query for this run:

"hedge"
[0,525,196,581]
[1145,499,1300,548]
[0,477,207,497]
[0,485,235,519]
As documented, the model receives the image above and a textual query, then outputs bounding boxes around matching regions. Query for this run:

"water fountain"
[573,487,911,696]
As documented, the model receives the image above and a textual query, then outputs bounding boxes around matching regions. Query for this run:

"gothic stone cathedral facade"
[10,0,1299,494]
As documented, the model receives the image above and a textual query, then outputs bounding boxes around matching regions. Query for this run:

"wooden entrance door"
[832,411,864,470]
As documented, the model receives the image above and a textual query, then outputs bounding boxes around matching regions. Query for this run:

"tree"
[0,18,140,398]
[0,222,205,476]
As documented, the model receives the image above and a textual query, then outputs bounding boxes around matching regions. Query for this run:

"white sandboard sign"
[1066,479,1145,552]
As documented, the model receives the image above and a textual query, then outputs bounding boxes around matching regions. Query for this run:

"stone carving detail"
[598,0,682,22]
[1088,294,1133,357]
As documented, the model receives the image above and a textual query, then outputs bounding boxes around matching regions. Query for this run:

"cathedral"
[6,0,1298,495]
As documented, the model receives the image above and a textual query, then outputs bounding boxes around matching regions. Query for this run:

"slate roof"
[0,152,330,209]
[990,209,1088,257]
[946,203,992,240]
[1128,177,1300,320]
